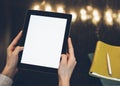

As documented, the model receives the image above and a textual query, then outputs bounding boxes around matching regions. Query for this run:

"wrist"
[59,78,70,86]
[2,66,16,79]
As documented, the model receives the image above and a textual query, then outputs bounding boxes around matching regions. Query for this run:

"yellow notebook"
[89,41,120,81]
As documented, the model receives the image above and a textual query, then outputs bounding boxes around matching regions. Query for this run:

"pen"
[107,53,112,76]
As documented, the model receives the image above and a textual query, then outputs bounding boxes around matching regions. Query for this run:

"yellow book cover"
[89,41,120,81]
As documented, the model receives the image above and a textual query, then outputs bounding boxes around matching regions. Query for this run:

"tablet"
[18,10,72,73]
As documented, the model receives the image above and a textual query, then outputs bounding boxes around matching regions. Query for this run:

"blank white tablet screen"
[21,15,67,69]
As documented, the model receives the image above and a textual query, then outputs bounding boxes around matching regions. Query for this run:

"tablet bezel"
[18,10,72,73]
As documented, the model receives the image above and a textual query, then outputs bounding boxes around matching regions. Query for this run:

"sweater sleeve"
[0,74,13,86]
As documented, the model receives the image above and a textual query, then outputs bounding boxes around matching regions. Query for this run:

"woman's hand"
[58,38,77,86]
[2,31,23,78]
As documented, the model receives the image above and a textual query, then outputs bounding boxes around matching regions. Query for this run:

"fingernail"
[69,37,71,40]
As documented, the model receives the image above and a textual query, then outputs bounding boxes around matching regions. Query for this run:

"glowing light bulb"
[92,9,101,25]
[93,9,99,16]
[33,5,40,10]
[92,16,101,25]
[104,9,113,25]
[56,5,65,13]
[80,8,88,21]
[45,4,52,11]
[86,5,93,12]
[81,15,88,21]
[116,12,120,24]
[70,11,77,22]
[80,8,87,15]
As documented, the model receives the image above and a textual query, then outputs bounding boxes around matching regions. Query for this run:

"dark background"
[0,0,120,86]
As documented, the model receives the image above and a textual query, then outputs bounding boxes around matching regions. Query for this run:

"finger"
[8,30,23,50]
[66,53,69,57]
[68,56,77,68]
[68,37,74,56]
[60,54,67,65]
[66,53,70,60]
[13,46,24,56]
[67,38,76,65]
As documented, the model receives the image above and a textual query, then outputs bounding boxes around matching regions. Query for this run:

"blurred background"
[0,0,120,86]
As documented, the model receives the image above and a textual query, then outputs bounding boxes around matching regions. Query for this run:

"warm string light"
[104,9,113,25]
[92,9,101,25]
[56,5,65,13]
[31,4,41,10]
[31,2,120,25]
[80,8,88,21]
[69,11,77,22]
[86,5,93,12]
[45,4,52,11]
[116,11,120,24]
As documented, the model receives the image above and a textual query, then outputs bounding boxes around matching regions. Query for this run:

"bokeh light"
[86,5,93,12]
[45,4,52,11]
[80,8,88,21]
[80,8,87,15]
[32,4,41,10]
[70,11,77,22]
[104,9,113,26]
[92,9,101,25]
[30,2,120,26]
[56,5,65,13]
[116,11,120,24]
